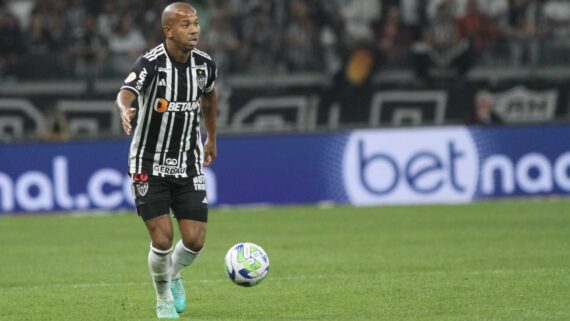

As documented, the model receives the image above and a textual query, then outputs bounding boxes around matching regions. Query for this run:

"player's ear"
[163,25,172,38]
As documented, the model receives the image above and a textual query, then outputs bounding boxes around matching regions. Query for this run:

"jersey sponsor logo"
[154,98,168,112]
[153,98,200,113]
[153,164,187,175]
[135,68,148,91]
[165,158,178,166]
[125,72,136,83]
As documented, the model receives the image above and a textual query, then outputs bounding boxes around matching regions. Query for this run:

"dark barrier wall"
[1,78,569,141]
[1,125,570,214]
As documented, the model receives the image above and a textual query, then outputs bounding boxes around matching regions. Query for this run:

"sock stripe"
[150,244,173,255]
[181,242,201,255]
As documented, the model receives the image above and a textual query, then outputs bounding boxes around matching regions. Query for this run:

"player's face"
[171,9,200,51]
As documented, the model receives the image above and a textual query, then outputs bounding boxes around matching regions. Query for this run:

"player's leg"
[173,219,206,276]
[132,173,178,319]
[170,219,206,313]
[144,213,179,319]
[145,213,175,300]
[169,177,208,314]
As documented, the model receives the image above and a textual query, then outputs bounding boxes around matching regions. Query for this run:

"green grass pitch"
[0,199,569,321]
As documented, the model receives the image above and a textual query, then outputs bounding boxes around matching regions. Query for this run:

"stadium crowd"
[1,0,570,81]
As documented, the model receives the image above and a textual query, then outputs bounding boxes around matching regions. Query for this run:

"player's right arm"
[116,90,137,135]
[115,55,156,135]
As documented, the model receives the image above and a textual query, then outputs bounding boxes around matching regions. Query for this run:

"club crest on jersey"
[136,182,149,197]
[196,68,207,90]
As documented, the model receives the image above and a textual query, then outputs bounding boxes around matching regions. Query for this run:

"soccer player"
[115,2,218,319]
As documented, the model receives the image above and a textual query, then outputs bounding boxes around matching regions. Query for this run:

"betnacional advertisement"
[1,125,569,214]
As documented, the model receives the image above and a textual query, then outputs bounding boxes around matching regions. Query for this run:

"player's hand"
[203,137,217,167]
[121,107,137,135]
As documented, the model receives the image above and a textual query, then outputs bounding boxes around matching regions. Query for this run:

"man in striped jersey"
[115,2,217,319]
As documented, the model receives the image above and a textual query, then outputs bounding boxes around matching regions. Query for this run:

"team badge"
[132,173,149,197]
[136,182,149,197]
[196,68,207,90]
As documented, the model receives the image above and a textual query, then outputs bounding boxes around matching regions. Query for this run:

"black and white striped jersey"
[120,42,217,178]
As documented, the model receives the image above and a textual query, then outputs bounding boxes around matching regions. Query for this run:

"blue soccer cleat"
[156,299,179,319]
[170,278,186,313]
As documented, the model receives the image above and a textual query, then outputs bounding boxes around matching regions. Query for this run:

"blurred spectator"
[375,5,410,67]
[238,4,282,74]
[412,3,472,81]
[97,1,120,41]
[467,90,504,125]
[202,10,240,75]
[338,0,381,46]
[2,0,570,80]
[106,13,146,76]
[69,13,106,87]
[314,0,345,75]
[501,0,541,66]
[318,45,377,126]
[4,0,35,30]
[284,0,321,72]
[542,0,570,64]
[64,0,87,38]
[20,5,67,79]
[456,0,496,62]
[401,0,429,41]
[0,7,24,79]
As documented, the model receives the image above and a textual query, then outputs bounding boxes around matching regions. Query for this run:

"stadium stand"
[1,0,570,141]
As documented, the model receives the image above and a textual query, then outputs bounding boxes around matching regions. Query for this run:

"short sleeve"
[204,60,217,94]
[120,56,156,97]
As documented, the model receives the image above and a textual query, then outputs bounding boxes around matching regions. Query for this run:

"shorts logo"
[193,175,206,191]
[196,68,207,90]
[136,182,149,197]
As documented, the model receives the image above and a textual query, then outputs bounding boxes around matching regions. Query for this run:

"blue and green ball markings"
[225,242,270,287]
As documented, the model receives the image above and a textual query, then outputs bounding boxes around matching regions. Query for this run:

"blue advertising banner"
[1,125,569,214]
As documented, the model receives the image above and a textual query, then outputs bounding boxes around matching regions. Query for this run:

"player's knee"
[152,237,173,251]
[183,238,204,252]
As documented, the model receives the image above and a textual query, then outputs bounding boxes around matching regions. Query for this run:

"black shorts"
[131,173,208,222]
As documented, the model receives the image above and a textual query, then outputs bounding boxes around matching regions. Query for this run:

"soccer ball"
[224,242,270,287]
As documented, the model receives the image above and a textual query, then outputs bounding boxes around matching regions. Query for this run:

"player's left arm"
[201,88,218,167]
